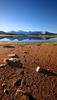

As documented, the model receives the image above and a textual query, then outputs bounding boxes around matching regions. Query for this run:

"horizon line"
[0,30,57,34]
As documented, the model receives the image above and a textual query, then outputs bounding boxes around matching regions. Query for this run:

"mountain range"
[0,30,57,35]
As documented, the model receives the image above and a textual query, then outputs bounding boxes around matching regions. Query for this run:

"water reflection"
[0,38,57,42]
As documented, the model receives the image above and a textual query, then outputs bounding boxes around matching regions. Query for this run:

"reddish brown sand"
[0,43,57,100]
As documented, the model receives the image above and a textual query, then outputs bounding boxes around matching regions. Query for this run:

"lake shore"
[0,42,57,100]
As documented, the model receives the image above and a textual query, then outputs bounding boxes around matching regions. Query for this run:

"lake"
[0,37,57,42]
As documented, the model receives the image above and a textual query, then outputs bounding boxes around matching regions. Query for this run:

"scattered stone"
[8,54,18,58]
[6,58,19,67]
[2,83,7,89]
[0,64,6,68]
[36,66,57,76]
[15,89,35,100]
[36,66,51,72]
[3,54,22,67]
[36,66,40,72]
[13,79,21,87]
[4,89,9,95]
[20,70,26,75]
[36,66,50,74]
[15,89,26,97]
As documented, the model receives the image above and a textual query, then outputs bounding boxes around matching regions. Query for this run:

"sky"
[0,0,57,33]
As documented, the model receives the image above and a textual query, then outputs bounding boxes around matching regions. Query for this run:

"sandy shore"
[0,42,57,100]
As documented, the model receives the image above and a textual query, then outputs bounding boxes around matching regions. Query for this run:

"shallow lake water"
[0,37,57,42]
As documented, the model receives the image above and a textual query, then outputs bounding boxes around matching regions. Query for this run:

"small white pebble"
[36,66,40,72]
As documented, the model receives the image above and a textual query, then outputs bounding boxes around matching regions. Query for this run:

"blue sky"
[0,0,57,33]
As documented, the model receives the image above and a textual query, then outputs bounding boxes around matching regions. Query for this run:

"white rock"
[36,66,40,72]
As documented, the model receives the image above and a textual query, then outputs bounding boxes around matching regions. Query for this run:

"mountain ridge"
[0,30,57,35]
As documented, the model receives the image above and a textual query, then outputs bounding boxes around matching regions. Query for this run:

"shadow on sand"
[3,45,15,48]
[25,93,36,100]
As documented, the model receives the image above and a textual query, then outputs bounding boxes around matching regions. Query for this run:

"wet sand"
[0,42,57,100]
